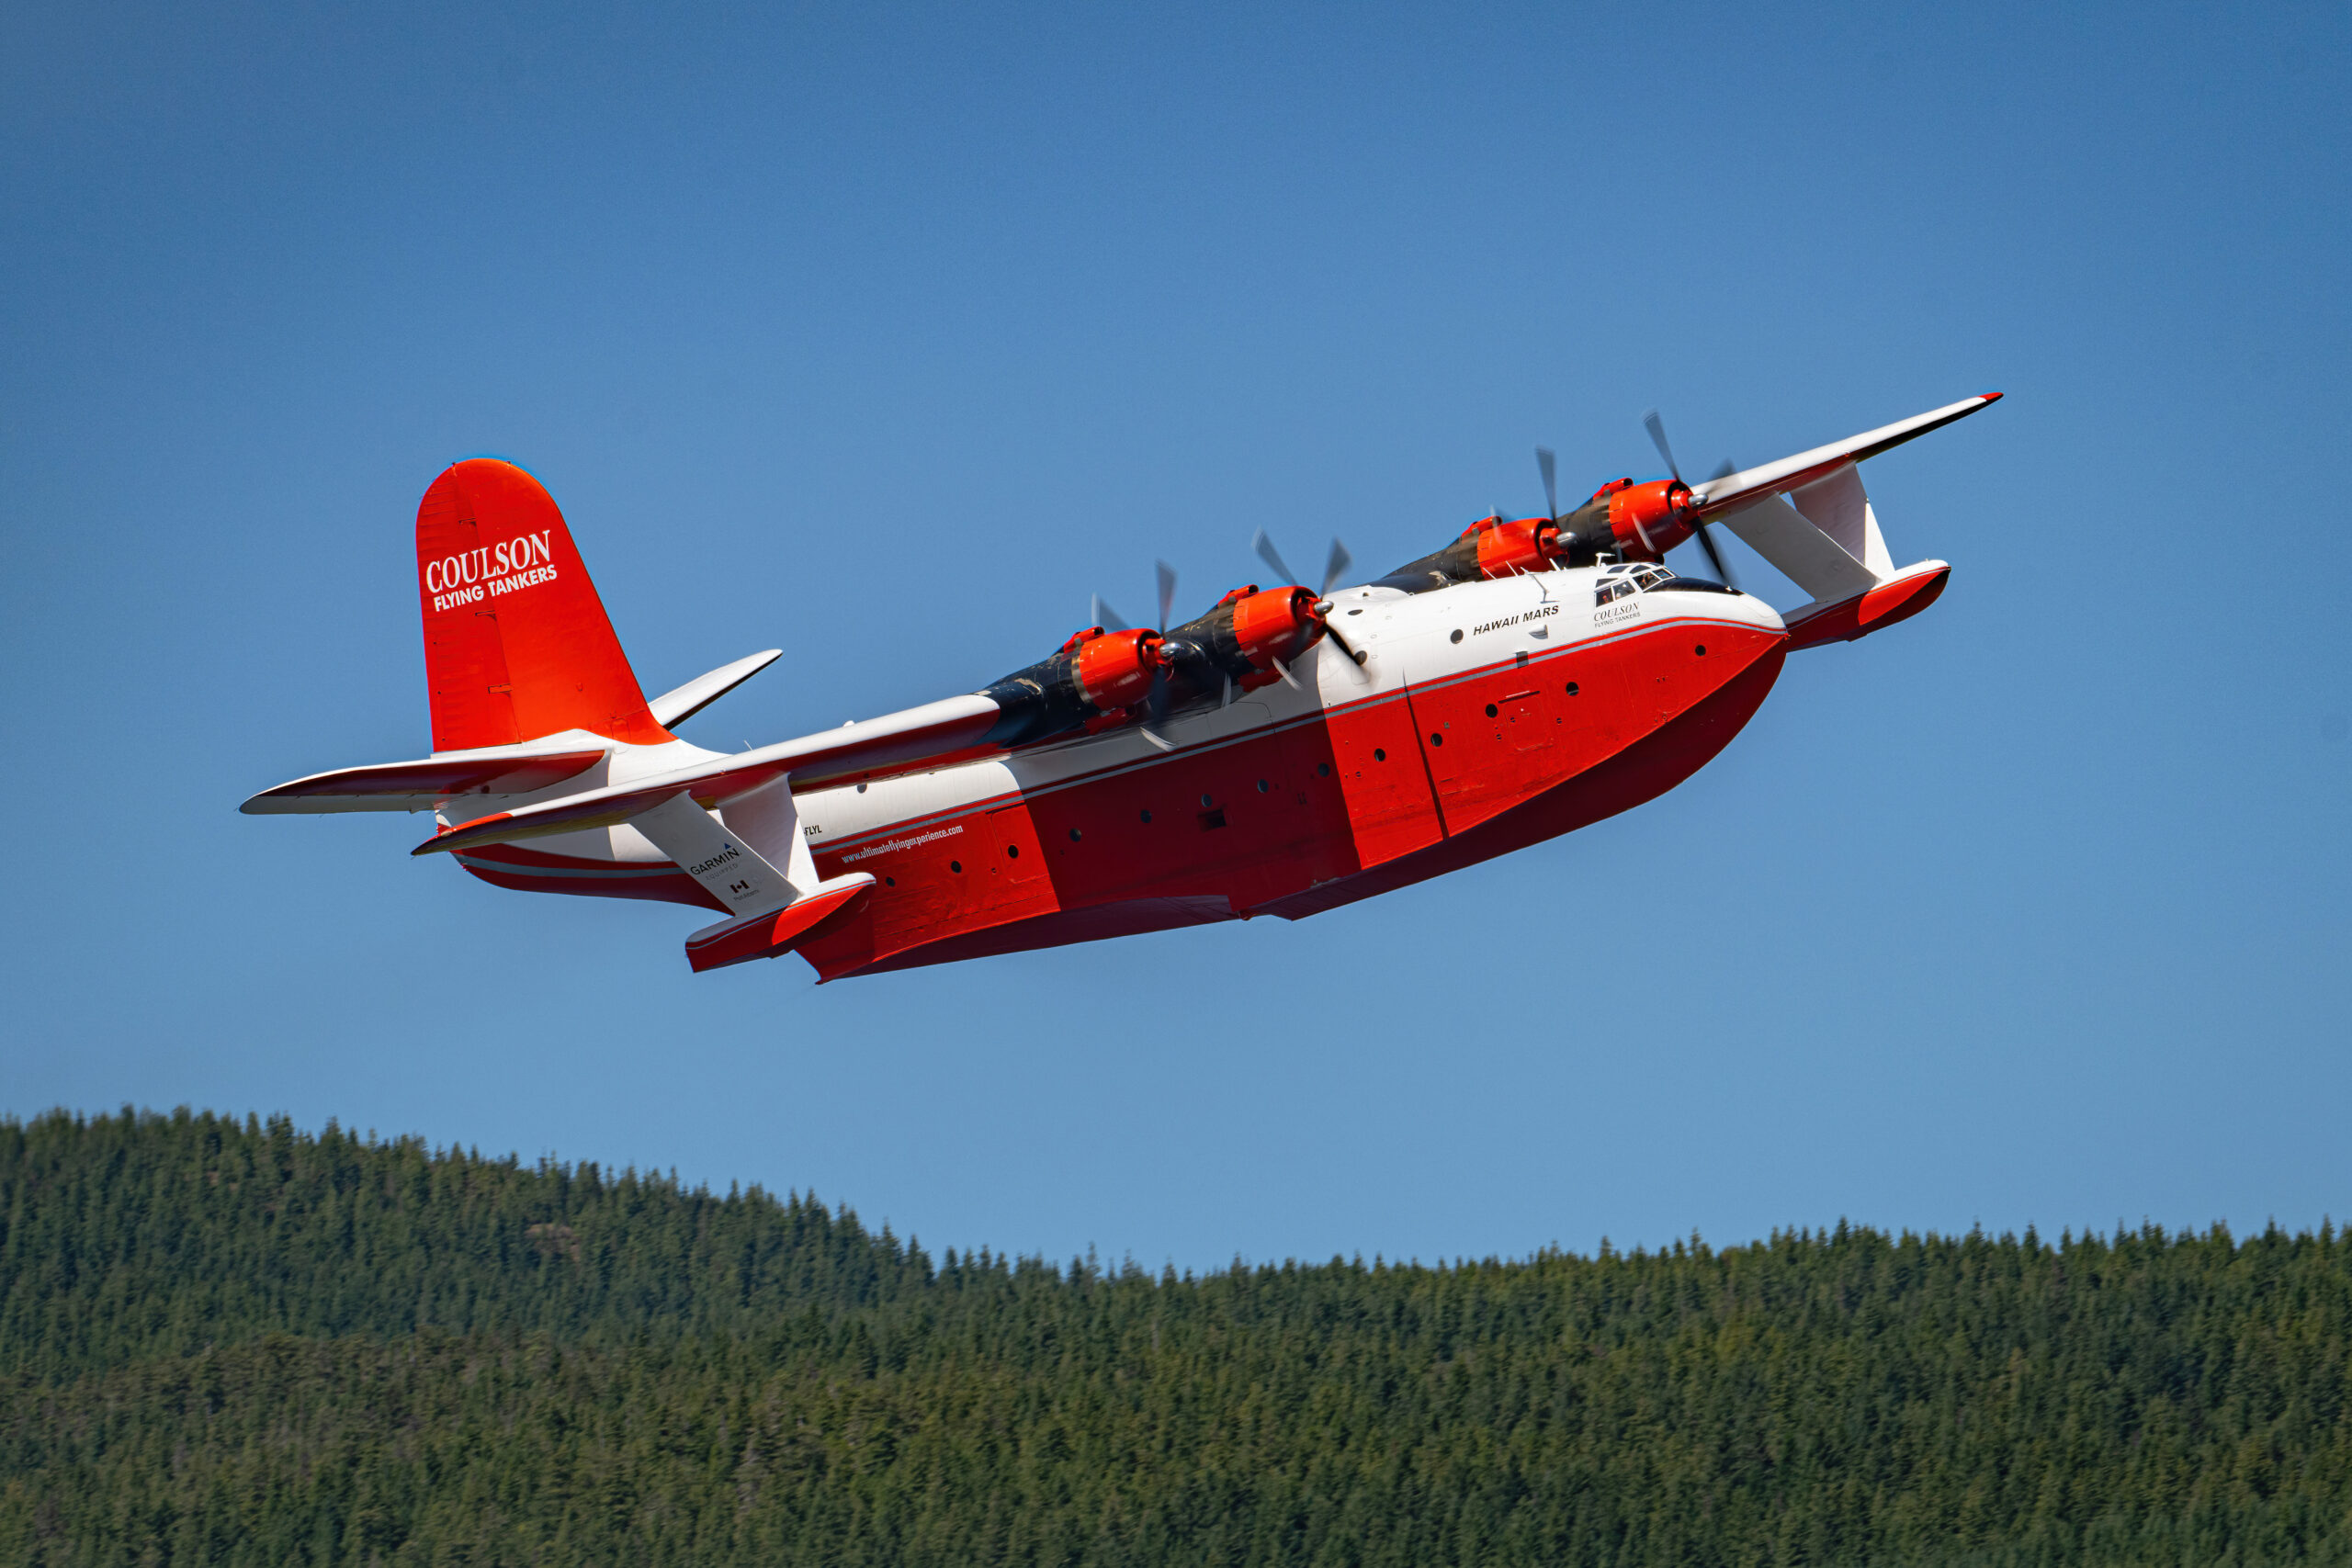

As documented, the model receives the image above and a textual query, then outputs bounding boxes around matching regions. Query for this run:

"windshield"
[1595,563,1675,604]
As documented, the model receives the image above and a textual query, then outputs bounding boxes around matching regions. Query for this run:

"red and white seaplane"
[244,395,2000,978]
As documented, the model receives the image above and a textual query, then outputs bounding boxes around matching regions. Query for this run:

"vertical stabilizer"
[415,460,670,750]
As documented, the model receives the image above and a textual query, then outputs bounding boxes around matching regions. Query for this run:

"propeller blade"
[1321,538,1352,596]
[1642,408,1683,484]
[1690,521,1736,590]
[1091,593,1128,633]
[1696,459,1739,524]
[1155,560,1177,634]
[1252,528,1300,587]
[1315,604,1372,682]
[1536,446,1559,521]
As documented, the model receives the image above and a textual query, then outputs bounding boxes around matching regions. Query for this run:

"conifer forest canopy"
[2,1109,2346,1565]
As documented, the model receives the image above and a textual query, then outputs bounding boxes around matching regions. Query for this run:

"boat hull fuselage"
[786,573,1787,978]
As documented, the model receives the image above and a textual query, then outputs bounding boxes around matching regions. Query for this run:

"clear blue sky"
[4,0,2345,1272]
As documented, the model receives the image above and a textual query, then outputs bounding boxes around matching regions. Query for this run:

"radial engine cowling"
[1069,626,1166,710]
[1155,584,1329,694]
[978,625,1170,750]
[1554,477,1700,563]
[1475,518,1555,578]
[1389,516,1561,584]
[1227,586,1324,671]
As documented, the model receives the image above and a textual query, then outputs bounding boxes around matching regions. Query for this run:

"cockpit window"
[1595,563,1675,605]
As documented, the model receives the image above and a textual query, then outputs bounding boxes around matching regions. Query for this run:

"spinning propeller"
[1251,528,1353,597]
[1091,560,1184,721]
[1091,558,1177,638]
[1253,528,1367,674]
[1640,408,1736,590]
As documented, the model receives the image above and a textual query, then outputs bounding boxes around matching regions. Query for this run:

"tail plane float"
[246,396,2001,978]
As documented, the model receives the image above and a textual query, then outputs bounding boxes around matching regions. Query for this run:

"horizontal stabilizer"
[414,694,1005,856]
[241,737,608,815]
[649,649,782,729]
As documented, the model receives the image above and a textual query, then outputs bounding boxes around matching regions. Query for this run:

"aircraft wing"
[414,694,1004,856]
[1694,394,2001,518]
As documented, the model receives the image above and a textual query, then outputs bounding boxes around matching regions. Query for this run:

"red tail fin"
[415,460,670,750]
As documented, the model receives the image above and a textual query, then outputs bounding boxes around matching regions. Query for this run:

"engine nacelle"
[1153,585,1330,694]
[1383,517,1561,585]
[1474,518,1555,577]
[980,625,1170,749]
[1555,477,1699,563]
[1068,626,1166,710]
[983,586,1329,750]
[1227,585,1323,670]
[1428,483,1703,581]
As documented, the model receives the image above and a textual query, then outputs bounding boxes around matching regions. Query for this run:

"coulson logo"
[686,844,742,878]
[424,532,560,613]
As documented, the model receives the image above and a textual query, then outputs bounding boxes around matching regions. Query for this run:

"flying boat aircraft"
[243,394,2001,977]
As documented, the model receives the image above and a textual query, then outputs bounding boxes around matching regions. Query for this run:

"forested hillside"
[2,1109,2346,1566]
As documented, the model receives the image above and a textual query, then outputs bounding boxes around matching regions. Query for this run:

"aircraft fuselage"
[761,568,1784,977]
